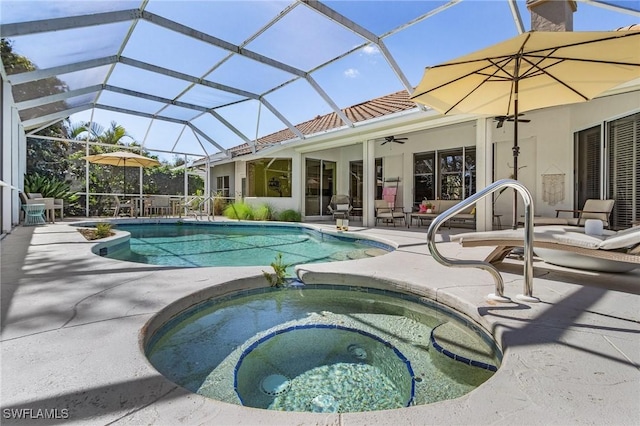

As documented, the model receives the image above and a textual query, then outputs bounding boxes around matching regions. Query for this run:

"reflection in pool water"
[145,285,501,413]
[102,222,392,268]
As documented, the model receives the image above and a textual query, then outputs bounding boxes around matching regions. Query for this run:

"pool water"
[145,286,501,413]
[104,223,391,268]
[235,325,415,412]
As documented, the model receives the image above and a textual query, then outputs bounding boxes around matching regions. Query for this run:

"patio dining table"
[131,196,185,217]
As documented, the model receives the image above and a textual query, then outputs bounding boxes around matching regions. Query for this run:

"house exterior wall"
[211,162,236,197]
[1,77,24,234]
[373,121,477,212]
[213,90,639,229]
[490,90,640,221]
[230,147,301,213]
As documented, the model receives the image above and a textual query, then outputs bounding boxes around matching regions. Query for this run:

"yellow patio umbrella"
[411,29,640,228]
[82,150,161,197]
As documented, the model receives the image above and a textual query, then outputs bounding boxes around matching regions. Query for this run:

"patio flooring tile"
[1,219,638,425]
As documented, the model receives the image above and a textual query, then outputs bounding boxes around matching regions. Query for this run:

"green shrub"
[277,209,301,222]
[24,173,79,203]
[262,253,292,288]
[212,191,227,215]
[223,202,254,220]
[253,203,275,221]
[95,222,112,238]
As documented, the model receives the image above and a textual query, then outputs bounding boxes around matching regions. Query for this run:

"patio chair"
[518,199,615,228]
[53,198,64,220]
[450,225,640,273]
[149,195,171,217]
[27,192,56,223]
[375,199,406,227]
[327,194,352,219]
[113,195,134,217]
[19,192,46,225]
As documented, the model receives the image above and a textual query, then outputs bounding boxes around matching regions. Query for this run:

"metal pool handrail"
[184,195,214,221]
[426,179,538,303]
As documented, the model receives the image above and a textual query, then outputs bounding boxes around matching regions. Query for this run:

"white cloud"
[344,68,360,78]
[362,45,380,56]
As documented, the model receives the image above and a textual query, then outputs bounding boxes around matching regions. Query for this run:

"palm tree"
[69,121,133,146]
[68,121,140,215]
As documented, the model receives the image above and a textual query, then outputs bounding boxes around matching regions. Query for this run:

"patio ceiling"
[1,0,637,160]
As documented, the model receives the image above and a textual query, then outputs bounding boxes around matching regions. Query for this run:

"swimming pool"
[97,221,393,268]
[144,284,501,413]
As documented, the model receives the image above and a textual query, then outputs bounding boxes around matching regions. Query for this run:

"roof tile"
[230,90,417,157]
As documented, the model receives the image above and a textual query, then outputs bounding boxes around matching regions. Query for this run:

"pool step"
[430,322,498,372]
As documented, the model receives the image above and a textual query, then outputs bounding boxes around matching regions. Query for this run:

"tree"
[2,38,72,181]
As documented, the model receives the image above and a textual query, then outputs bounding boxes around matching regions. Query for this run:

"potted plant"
[420,199,435,214]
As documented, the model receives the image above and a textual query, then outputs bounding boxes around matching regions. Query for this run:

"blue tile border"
[232,324,415,408]
[429,324,498,372]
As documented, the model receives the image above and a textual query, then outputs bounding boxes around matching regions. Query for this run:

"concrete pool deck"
[1,219,639,425]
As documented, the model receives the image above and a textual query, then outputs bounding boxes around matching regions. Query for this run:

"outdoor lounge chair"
[451,225,640,273]
[518,199,615,227]
[327,195,352,219]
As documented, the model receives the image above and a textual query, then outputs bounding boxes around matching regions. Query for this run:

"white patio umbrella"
[411,29,640,228]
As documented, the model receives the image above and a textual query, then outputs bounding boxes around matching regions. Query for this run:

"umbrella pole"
[512,61,521,230]
[123,159,127,199]
[512,96,519,229]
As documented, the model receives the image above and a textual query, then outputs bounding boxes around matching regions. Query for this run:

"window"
[350,161,363,213]
[575,125,601,209]
[607,113,639,229]
[375,157,383,199]
[216,176,230,198]
[413,147,475,207]
[414,152,435,207]
[246,158,292,197]
[575,113,639,229]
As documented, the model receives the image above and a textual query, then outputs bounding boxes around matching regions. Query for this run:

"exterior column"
[475,117,492,232]
[363,138,375,227]
[527,0,576,31]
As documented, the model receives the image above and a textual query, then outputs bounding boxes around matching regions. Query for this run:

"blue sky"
[3,0,639,162]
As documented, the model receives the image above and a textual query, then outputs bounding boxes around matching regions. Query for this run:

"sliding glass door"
[575,113,639,229]
[574,125,601,210]
[607,113,639,229]
[305,159,335,217]
[349,161,363,216]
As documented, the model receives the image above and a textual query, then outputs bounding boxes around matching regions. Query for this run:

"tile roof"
[229,90,418,157]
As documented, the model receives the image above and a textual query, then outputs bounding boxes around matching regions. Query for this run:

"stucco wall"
[491,90,640,219]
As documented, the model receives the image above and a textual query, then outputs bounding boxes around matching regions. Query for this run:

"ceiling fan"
[494,113,531,128]
[381,136,408,145]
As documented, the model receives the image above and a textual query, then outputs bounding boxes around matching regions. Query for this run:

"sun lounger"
[450,225,640,273]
